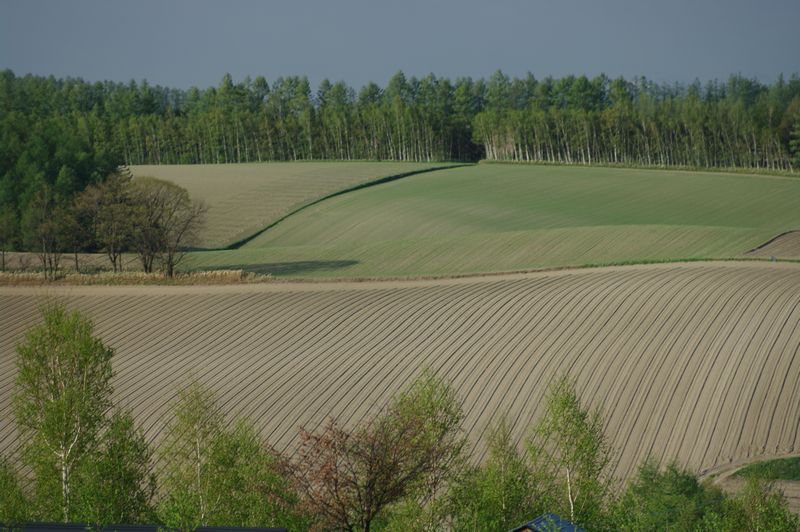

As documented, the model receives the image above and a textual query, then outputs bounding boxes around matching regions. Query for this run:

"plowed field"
[748,231,800,260]
[2,261,798,480]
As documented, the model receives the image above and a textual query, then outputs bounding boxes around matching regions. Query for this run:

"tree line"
[2,69,800,254]
[1,303,797,530]
[1,171,206,279]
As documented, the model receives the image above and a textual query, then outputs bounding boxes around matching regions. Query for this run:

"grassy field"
[2,261,799,479]
[130,162,457,249]
[735,457,800,481]
[184,164,800,278]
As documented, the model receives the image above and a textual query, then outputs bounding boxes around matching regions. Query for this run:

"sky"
[1,0,799,90]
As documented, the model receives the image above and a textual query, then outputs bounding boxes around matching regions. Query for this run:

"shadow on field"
[220,260,359,276]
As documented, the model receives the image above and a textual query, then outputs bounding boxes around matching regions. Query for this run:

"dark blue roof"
[511,513,585,532]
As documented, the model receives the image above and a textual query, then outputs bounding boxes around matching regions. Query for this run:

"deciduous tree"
[131,177,207,277]
[13,302,114,521]
[293,372,465,532]
[0,455,30,525]
[526,376,614,528]
[158,381,303,529]
[0,207,16,271]
[22,186,64,279]
[448,417,540,531]
[77,172,135,272]
[73,410,156,526]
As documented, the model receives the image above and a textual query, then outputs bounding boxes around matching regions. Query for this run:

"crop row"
[1,262,798,479]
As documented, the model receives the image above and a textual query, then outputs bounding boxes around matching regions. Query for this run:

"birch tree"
[526,376,614,528]
[13,302,114,521]
[447,416,540,531]
[158,381,303,529]
[158,381,223,529]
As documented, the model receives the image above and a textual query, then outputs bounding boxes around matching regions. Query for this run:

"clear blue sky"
[1,0,798,89]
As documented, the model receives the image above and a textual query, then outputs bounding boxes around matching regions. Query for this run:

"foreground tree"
[158,381,303,529]
[158,381,223,528]
[613,459,725,530]
[447,417,540,531]
[72,410,156,525]
[204,420,307,529]
[698,476,799,531]
[13,303,114,521]
[526,376,614,528]
[293,372,465,532]
[0,455,30,524]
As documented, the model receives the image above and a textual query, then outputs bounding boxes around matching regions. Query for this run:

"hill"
[2,261,798,480]
[187,164,800,278]
[130,162,457,249]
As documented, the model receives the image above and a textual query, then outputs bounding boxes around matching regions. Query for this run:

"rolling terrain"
[2,261,799,480]
[130,162,456,249]
[187,164,800,278]
[748,231,800,260]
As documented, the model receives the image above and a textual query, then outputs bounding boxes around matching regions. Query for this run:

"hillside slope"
[130,162,457,248]
[2,261,798,479]
[188,164,800,277]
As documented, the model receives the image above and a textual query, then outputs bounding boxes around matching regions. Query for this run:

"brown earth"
[1,261,799,481]
[747,231,800,260]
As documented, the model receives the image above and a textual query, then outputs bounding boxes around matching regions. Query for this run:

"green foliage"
[204,421,309,530]
[0,455,30,525]
[447,417,541,531]
[613,460,725,530]
[697,476,799,531]
[735,456,800,481]
[158,381,302,529]
[72,410,156,525]
[293,371,465,531]
[0,207,17,271]
[158,381,224,529]
[526,376,614,528]
[789,117,800,167]
[13,302,114,521]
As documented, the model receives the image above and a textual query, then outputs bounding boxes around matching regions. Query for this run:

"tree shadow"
[215,260,359,276]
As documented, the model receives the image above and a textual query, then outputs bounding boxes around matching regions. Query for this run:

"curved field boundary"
[130,162,465,249]
[1,261,799,481]
[225,164,470,249]
[747,230,800,259]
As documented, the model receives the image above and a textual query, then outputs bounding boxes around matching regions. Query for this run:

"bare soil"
[1,261,798,482]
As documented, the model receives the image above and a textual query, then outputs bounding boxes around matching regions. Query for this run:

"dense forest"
[1,69,800,249]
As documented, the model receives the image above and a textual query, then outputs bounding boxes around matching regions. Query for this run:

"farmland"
[130,162,457,249]
[2,261,799,481]
[186,164,800,278]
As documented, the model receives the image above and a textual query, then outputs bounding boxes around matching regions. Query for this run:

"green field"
[130,162,456,249]
[735,457,800,481]
[185,164,800,278]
